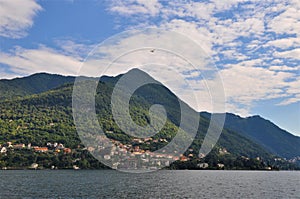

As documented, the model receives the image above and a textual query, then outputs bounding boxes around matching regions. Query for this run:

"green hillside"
[0,70,298,170]
[220,113,300,158]
[0,73,74,101]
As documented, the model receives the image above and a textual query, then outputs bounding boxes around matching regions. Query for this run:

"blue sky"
[0,0,299,136]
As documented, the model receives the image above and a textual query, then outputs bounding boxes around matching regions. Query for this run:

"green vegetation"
[0,148,108,169]
[0,70,299,170]
[219,113,300,158]
[0,73,74,101]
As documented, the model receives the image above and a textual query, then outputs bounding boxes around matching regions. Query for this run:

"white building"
[217,163,225,169]
[197,163,209,169]
[0,147,7,153]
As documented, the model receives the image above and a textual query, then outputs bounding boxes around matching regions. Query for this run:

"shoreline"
[1,168,298,171]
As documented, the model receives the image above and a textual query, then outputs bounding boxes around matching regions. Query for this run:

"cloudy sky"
[0,0,299,136]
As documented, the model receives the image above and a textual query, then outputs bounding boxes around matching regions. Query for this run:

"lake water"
[0,170,299,198]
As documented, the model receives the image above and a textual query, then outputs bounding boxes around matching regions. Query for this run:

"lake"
[0,170,299,198]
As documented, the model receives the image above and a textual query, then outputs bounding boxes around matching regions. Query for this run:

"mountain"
[0,73,75,101]
[223,113,300,158]
[201,112,300,158]
[0,69,298,169]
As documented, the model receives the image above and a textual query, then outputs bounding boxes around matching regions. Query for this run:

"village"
[74,134,230,170]
[0,141,76,170]
[0,137,210,170]
[0,141,72,154]
[0,136,286,170]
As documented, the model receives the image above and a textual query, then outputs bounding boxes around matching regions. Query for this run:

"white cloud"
[0,45,82,77]
[274,48,300,59]
[163,19,214,56]
[103,0,300,115]
[268,6,300,36]
[108,0,161,17]
[221,49,248,61]
[210,0,254,11]
[277,96,300,106]
[282,77,300,103]
[266,37,300,50]
[0,0,42,38]
[232,59,263,67]
[54,39,96,60]
[0,67,20,79]
[220,64,293,104]
[269,65,300,71]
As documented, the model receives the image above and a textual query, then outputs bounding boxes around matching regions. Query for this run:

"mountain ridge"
[0,71,299,161]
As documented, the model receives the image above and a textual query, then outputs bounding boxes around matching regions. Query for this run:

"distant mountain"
[200,112,300,158]
[223,113,300,158]
[0,70,299,168]
[0,73,74,100]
